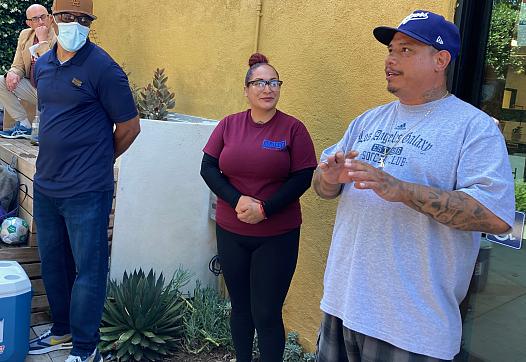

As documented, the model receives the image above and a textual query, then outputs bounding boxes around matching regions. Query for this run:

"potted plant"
[136,68,176,121]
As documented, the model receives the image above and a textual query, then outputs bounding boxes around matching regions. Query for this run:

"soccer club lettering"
[356,126,433,168]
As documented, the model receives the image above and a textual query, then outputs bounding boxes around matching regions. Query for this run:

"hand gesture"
[318,150,359,184]
[35,25,49,43]
[5,71,21,92]
[235,195,265,224]
[347,159,405,202]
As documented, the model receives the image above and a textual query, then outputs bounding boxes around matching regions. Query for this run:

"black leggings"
[216,225,300,362]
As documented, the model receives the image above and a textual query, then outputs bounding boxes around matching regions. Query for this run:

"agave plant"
[99,269,190,361]
[137,68,176,121]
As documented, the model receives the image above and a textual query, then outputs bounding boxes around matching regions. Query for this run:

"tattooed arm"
[398,183,509,234]
[346,159,510,235]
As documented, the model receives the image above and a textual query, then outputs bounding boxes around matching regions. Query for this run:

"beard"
[387,85,399,94]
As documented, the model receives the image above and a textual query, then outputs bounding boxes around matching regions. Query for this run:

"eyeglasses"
[27,14,49,23]
[247,79,283,91]
[54,13,93,27]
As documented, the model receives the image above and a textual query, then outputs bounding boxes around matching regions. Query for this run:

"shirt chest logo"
[262,139,287,151]
[71,78,83,87]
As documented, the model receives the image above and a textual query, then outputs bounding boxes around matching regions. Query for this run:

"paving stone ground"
[25,324,71,362]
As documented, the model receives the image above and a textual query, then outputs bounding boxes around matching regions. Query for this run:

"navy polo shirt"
[34,40,138,197]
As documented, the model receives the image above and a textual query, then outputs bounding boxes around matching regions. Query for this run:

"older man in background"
[0,3,56,138]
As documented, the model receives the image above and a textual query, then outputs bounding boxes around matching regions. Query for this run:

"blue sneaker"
[0,121,31,139]
[28,329,72,354]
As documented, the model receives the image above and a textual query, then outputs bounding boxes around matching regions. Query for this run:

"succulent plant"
[137,68,176,121]
[99,269,190,361]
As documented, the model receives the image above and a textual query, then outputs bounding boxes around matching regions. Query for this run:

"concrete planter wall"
[110,114,218,294]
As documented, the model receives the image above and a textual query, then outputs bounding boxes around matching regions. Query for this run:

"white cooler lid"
[0,261,31,297]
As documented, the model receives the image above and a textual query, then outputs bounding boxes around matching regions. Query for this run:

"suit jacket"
[9,27,57,79]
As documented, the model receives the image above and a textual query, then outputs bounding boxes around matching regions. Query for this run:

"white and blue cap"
[373,10,461,60]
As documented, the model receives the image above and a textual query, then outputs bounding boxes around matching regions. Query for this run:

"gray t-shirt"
[320,95,514,360]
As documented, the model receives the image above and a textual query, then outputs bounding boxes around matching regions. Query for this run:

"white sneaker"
[65,348,103,362]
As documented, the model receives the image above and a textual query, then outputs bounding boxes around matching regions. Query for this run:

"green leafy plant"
[283,332,316,362]
[252,331,315,362]
[182,282,234,354]
[486,1,526,79]
[515,181,526,212]
[99,268,190,361]
[137,68,176,120]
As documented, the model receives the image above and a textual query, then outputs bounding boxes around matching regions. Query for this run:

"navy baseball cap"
[373,10,461,60]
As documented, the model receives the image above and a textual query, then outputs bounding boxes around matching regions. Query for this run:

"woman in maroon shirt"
[201,53,317,362]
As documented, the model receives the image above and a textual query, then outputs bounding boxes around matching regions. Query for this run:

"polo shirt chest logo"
[72,78,83,87]
[71,0,81,7]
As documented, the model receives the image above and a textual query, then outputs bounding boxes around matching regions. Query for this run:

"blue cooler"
[0,261,31,362]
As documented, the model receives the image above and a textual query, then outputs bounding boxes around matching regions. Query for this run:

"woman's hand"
[236,195,265,224]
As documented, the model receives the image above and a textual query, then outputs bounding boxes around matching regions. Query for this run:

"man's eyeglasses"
[27,14,49,23]
[247,79,283,91]
[54,13,93,27]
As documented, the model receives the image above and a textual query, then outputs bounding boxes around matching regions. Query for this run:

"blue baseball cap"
[373,10,461,60]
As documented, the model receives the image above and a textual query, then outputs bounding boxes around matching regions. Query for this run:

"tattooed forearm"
[400,182,509,234]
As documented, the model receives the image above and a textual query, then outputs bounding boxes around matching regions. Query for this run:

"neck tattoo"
[378,91,449,169]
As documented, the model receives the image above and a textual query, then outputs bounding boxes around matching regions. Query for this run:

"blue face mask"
[57,22,90,52]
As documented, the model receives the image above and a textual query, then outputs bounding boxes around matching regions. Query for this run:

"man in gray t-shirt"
[314,10,514,362]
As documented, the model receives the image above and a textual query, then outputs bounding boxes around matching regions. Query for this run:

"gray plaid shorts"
[315,312,450,362]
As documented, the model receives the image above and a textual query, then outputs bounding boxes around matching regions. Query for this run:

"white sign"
[485,211,525,249]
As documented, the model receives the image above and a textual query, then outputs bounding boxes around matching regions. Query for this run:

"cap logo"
[71,0,80,7]
[399,11,429,25]
[436,36,444,45]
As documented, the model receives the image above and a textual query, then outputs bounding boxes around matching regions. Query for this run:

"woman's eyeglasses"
[247,79,283,91]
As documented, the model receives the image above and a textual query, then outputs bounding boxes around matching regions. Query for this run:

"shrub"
[515,181,526,212]
[99,269,190,361]
[182,281,234,353]
[253,331,315,362]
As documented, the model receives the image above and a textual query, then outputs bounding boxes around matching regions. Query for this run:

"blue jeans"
[34,189,113,356]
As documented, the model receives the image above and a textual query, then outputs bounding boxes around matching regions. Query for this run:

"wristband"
[259,203,267,219]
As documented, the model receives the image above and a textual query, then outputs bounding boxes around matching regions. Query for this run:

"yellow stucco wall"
[93,0,456,351]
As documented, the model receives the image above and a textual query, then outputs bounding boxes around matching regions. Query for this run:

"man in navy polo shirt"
[29,0,140,361]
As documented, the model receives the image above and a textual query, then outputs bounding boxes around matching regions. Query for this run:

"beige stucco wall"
[93,0,457,351]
